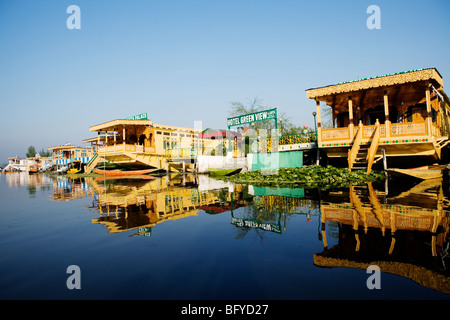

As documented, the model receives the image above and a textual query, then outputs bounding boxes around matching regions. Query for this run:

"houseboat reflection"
[315,179,450,294]
[85,175,226,236]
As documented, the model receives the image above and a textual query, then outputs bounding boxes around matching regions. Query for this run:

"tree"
[38,148,51,157]
[228,97,297,134]
[26,146,37,158]
[320,103,333,129]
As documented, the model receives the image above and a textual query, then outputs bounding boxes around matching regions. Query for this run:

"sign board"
[125,112,148,120]
[231,217,282,234]
[227,108,277,127]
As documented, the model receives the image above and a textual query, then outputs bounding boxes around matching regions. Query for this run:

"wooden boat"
[28,165,39,174]
[94,168,164,176]
[94,175,155,182]
[208,168,242,176]
[385,165,447,180]
[67,160,83,174]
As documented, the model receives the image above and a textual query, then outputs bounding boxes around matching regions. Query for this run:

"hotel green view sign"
[227,108,277,128]
[125,112,148,120]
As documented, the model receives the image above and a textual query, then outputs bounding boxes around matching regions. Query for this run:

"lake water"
[1,172,449,301]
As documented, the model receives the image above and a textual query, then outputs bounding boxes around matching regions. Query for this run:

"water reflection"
[231,186,320,239]
[84,174,236,236]
[80,173,449,294]
[317,179,450,294]
[50,176,92,201]
[7,172,448,295]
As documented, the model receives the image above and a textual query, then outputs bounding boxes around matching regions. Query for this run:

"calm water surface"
[0,172,449,300]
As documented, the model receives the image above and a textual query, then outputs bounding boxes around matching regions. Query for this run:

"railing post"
[316,100,322,146]
[384,91,391,138]
[426,85,432,137]
[348,96,354,140]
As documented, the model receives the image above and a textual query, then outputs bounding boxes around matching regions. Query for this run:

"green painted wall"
[253,186,304,198]
[251,151,303,171]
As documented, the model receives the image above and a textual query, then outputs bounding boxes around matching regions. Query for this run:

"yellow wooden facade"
[306,68,450,172]
[85,119,202,172]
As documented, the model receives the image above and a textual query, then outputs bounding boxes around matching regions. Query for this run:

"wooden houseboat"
[306,68,450,173]
[85,118,202,173]
[2,157,30,172]
[48,144,94,173]
[2,155,52,173]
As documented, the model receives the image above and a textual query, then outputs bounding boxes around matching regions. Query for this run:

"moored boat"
[28,165,39,174]
[67,160,84,174]
[94,168,165,176]
[208,168,242,176]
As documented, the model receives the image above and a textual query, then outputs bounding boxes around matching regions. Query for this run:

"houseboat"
[85,117,202,173]
[2,155,52,173]
[306,68,450,173]
[48,144,94,173]
[2,157,30,172]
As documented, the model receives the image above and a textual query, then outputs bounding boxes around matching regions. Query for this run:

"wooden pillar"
[384,90,390,137]
[316,100,322,145]
[426,86,432,136]
[123,127,126,147]
[97,132,100,146]
[113,130,116,145]
[331,105,336,128]
[348,96,354,138]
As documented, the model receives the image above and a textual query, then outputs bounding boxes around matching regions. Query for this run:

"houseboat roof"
[152,123,202,133]
[306,68,444,99]
[90,119,153,132]
[89,118,202,134]
[48,145,88,151]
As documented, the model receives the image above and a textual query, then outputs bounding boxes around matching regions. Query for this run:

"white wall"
[197,155,248,173]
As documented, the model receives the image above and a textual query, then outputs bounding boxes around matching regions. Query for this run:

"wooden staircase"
[348,120,381,174]
[84,153,100,174]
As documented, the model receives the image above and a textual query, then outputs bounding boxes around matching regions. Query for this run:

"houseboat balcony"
[319,121,439,147]
[319,122,441,148]
[97,144,156,155]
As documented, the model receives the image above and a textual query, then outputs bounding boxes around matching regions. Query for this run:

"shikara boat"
[385,165,447,180]
[94,168,165,176]
[67,160,83,174]
[208,168,242,176]
[28,165,39,174]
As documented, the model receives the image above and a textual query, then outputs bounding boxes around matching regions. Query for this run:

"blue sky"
[1,0,449,162]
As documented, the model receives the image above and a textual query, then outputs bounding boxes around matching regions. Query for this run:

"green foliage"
[38,148,51,157]
[229,97,316,136]
[26,146,37,158]
[221,165,385,190]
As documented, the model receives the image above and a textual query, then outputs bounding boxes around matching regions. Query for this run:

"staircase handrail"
[366,120,380,174]
[348,121,363,170]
